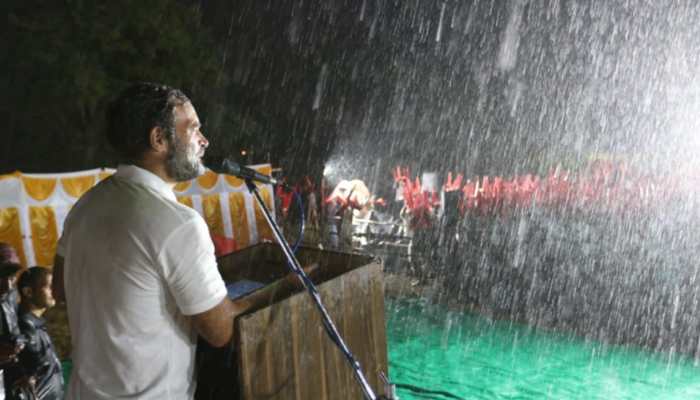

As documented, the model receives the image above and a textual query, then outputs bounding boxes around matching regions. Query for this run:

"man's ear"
[149,126,169,153]
[20,286,32,299]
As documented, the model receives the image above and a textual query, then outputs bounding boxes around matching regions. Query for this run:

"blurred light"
[323,164,334,176]
[241,149,247,156]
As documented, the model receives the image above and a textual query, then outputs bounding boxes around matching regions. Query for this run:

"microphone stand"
[244,179,380,400]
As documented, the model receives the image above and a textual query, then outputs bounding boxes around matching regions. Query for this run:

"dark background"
[5,0,700,185]
[4,0,397,177]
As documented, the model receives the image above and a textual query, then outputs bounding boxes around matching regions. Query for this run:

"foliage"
[3,0,226,172]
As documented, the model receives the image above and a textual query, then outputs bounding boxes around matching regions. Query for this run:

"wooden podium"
[195,244,389,400]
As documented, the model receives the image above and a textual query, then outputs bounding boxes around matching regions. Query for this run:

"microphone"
[215,157,281,186]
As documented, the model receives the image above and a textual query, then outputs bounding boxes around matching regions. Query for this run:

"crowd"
[391,161,690,232]
[266,159,694,256]
[0,243,63,400]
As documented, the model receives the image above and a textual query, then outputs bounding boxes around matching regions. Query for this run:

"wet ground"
[386,297,700,400]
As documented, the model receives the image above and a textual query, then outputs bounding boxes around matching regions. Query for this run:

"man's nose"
[198,131,209,149]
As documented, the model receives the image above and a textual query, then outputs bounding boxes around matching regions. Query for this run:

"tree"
[3,0,233,173]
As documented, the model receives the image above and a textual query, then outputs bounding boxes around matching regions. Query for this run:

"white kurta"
[57,165,227,400]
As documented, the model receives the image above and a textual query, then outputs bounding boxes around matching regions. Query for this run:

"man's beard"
[165,134,206,182]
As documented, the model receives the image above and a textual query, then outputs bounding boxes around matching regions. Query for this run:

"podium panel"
[196,244,388,400]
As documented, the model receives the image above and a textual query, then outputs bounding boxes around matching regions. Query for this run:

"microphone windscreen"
[204,155,240,175]
[221,158,241,175]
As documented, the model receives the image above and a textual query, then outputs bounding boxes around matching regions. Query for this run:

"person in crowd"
[302,176,319,233]
[9,267,63,400]
[324,197,344,249]
[0,244,20,310]
[52,82,244,399]
[0,244,20,267]
[0,243,24,398]
[0,262,23,398]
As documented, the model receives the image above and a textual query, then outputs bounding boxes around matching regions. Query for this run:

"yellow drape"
[201,194,224,236]
[228,192,250,249]
[0,172,19,181]
[197,170,219,190]
[0,208,27,266]
[173,181,192,193]
[254,188,274,241]
[1,167,274,268]
[223,175,245,188]
[61,175,96,198]
[22,177,57,201]
[177,196,193,209]
[257,165,272,176]
[29,206,58,267]
[253,165,274,190]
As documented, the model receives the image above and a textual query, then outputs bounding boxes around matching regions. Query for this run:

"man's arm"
[52,255,65,303]
[191,297,243,348]
[55,250,239,347]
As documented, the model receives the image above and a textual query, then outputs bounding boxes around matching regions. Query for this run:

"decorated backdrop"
[0,165,275,267]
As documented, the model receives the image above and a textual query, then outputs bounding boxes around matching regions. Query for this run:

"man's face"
[0,246,19,265]
[33,274,56,309]
[7,253,19,264]
[164,102,209,182]
[25,274,55,310]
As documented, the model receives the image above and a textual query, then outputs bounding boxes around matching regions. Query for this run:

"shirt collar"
[21,309,45,329]
[114,164,177,202]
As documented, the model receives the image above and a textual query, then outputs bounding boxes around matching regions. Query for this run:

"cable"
[394,383,466,400]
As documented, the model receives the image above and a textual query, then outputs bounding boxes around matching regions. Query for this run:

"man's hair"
[106,82,191,161]
[17,266,51,298]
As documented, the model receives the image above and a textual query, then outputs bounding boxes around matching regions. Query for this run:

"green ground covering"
[386,298,700,400]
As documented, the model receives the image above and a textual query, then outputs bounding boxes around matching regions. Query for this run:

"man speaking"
[53,82,242,399]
